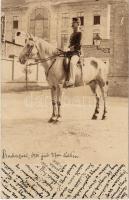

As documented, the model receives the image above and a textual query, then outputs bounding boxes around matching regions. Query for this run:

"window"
[13,16,19,29]
[13,20,18,29]
[62,13,69,31]
[79,16,84,26]
[77,12,84,26]
[29,8,50,40]
[94,15,100,25]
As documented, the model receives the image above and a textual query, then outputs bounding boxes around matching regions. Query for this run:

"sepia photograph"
[1,0,128,199]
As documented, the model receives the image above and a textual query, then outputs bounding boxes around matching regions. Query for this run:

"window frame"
[93,15,101,25]
[13,16,19,29]
[29,8,50,40]
[77,12,84,26]
[61,13,70,31]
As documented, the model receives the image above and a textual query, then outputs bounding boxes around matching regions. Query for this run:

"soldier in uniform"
[65,17,82,87]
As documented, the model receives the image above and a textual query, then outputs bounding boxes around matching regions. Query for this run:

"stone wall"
[109,1,128,97]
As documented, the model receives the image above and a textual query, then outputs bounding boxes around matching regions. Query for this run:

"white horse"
[19,33,109,122]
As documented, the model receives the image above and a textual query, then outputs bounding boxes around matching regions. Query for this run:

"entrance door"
[29,8,50,41]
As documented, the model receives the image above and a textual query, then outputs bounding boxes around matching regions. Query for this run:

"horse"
[19,33,109,123]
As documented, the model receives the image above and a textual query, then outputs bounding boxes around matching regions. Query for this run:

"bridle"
[25,37,36,59]
[24,37,65,78]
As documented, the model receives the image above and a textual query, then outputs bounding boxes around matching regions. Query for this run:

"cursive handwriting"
[1,162,128,199]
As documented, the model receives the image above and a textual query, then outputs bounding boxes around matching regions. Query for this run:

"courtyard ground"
[1,86,128,165]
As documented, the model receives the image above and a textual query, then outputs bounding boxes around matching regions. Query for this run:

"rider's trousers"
[69,55,79,83]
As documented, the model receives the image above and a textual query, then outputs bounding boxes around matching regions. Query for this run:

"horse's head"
[19,33,39,64]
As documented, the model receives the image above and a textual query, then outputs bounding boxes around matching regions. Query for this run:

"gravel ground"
[1,87,128,165]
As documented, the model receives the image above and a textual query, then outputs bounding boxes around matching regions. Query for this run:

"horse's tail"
[98,61,109,96]
[99,60,109,83]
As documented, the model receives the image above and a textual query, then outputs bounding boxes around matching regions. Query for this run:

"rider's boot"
[65,63,75,87]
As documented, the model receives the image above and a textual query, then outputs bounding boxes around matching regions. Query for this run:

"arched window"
[29,8,50,41]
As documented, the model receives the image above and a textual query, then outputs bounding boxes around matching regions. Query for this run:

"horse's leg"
[48,86,57,123]
[100,83,108,120]
[92,93,100,120]
[89,81,100,120]
[56,84,63,122]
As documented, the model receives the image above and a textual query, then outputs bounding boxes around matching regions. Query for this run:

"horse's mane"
[33,36,57,56]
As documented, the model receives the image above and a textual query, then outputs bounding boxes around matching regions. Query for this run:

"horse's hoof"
[56,116,62,122]
[53,120,58,124]
[102,116,107,120]
[53,116,62,123]
[92,115,97,120]
[95,110,99,114]
[48,118,54,123]
[48,116,57,123]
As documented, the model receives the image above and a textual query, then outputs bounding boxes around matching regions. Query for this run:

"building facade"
[1,0,128,96]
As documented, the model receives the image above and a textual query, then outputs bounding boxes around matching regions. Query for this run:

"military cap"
[72,17,81,25]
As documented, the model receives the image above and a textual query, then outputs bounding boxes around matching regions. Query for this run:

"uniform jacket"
[69,31,82,55]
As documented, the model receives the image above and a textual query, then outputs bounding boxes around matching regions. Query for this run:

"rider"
[65,17,82,87]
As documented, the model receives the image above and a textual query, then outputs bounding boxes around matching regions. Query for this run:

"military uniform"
[69,31,82,55]
[66,18,82,87]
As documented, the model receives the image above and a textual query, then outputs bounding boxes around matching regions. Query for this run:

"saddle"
[63,51,83,83]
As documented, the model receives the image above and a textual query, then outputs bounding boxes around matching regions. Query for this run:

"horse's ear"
[26,32,34,41]
[30,34,35,41]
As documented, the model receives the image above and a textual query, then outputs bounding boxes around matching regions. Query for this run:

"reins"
[23,36,66,78]
[45,58,57,78]
[26,51,64,66]
[26,48,65,78]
